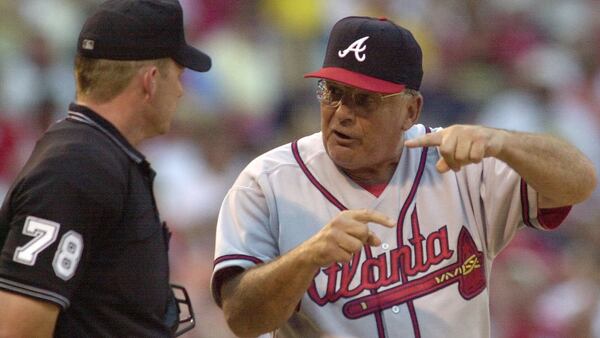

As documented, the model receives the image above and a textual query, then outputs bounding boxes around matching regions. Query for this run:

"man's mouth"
[334,131,352,140]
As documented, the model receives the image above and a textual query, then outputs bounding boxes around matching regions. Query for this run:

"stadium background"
[1,0,599,337]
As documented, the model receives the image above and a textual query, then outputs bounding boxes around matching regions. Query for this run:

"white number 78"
[13,216,83,281]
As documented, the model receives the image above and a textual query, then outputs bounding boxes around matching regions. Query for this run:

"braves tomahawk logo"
[338,36,369,62]
[307,209,486,319]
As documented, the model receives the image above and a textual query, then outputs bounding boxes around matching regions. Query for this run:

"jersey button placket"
[392,306,400,314]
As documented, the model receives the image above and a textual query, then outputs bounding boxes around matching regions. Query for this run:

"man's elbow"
[0,326,17,338]
[223,307,275,338]
[222,296,294,338]
[576,162,598,204]
[0,326,42,338]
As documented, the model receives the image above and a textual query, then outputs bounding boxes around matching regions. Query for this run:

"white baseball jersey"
[212,124,567,338]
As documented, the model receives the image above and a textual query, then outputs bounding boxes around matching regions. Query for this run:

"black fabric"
[77,0,211,72]
[322,16,423,90]
[0,104,173,337]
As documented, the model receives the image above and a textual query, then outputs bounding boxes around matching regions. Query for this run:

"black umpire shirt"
[0,103,174,337]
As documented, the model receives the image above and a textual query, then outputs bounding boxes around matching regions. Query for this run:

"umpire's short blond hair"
[74,55,169,103]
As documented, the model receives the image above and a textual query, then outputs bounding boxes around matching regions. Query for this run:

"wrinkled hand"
[304,209,395,267]
[404,125,506,173]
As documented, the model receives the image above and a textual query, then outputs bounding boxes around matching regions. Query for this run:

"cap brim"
[174,44,212,72]
[304,67,405,94]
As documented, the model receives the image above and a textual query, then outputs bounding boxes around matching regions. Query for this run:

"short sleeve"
[210,176,279,304]
[479,158,537,257]
[0,144,125,308]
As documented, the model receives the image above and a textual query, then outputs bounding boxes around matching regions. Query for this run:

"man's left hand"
[405,125,507,173]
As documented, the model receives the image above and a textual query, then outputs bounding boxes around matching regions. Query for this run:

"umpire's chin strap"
[167,284,196,337]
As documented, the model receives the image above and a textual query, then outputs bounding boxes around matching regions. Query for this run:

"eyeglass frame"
[315,79,414,112]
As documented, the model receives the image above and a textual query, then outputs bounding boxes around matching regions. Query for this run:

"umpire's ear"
[141,66,159,101]
[401,93,423,131]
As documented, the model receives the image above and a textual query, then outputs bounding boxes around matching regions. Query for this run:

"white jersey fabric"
[212,124,553,338]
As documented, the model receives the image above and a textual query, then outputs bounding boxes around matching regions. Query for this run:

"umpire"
[0,0,210,336]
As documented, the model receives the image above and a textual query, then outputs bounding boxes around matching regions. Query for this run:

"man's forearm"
[0,290,59,338]
[221,243,320,337]
[496,130,597,208]
[219,210,397,336]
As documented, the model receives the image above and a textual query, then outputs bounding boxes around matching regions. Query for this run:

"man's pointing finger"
[352,210,395,228]
[404,131,443,148]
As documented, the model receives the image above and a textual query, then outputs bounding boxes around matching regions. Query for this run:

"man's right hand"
[219,209,395,337]
[302,209,395,267]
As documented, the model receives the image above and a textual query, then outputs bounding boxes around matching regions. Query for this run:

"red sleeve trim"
[538,206,572,230]
[520,178,571,230]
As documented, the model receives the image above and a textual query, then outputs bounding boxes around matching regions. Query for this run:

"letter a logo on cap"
[81,39,95,51]
[338,36,369,62]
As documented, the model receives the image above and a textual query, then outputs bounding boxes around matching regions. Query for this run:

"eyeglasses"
[316,79,406,112]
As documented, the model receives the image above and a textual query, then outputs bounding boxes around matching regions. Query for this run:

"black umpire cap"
[77,0,211,72]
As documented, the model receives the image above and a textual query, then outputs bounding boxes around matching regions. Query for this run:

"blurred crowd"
[1,0,600,337]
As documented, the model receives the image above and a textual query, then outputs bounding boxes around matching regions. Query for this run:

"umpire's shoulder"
[36,121,130,183]
[55,120,125,158]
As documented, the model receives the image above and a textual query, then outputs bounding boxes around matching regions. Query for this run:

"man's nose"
[333,98,357,125]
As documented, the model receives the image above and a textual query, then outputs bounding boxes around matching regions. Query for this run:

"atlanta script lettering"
[308,225,453,305]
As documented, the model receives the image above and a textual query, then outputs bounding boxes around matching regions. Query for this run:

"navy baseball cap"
[305,16,422,93]
[77,0,211,72]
